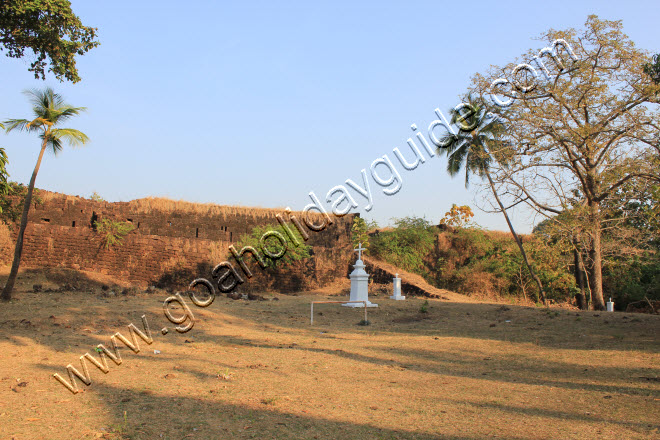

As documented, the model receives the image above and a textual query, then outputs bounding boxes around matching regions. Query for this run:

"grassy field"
[0,268,658,440]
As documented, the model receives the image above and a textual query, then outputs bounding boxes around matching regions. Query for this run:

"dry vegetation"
[38,191,84,205]
[1,268,658,440]
[126,197,287,219]
[126,197,328,221]
[37,190,327,221]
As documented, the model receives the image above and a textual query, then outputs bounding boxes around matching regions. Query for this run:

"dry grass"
[126,197,325,220]
[126,197,286,218]
[37,190,327,221]
[39,190,88,205]
[0,267,658,440]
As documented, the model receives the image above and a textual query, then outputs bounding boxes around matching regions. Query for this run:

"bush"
[351,217,370,254]
[90,191,105,202]
[370,213,659,305]
[370,216,435,276]
[603,253,660,309]
[95,218,135,249]
[0,181,42,225]
[231,222,311,267]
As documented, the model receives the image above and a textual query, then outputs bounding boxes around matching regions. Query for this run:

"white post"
[390,273,405,300]
[606,297,614,312]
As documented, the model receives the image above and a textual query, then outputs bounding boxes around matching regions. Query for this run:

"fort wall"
[5,191,356,292]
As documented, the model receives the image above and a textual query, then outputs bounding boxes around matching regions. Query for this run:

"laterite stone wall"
[7,191,355,291]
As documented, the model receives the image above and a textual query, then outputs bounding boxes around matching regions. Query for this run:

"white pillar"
[390,273,405,300]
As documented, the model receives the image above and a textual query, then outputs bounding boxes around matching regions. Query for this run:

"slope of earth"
[363,256,476,303]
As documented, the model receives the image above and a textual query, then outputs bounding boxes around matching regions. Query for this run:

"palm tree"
[438,96,547,304]
[1,88,89,301]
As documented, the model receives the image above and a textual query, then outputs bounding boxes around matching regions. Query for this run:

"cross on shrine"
[354,243,365,260]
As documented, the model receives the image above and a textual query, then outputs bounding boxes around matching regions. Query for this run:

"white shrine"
[343,243,378,308]
[390,273,405,300]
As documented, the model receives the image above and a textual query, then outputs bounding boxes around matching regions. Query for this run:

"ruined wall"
[8,191,355,291]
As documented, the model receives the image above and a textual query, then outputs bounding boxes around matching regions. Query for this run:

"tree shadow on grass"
[440,396,659,434]
[28,361,658,439]
[192,331,660,399]
[2,287,658,440]
[28,367,510,440]
[384,345,660,398]
[0,266,132,292]
[216,297,660,353]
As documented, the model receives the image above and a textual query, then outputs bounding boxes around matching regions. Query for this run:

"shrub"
[351,217,370,254]
[231,223,311,267]
[0,181,42,225]
[89,191,105,202]
[95,218,135,249]
[603,253,660,309]
[433,227,574,302]
[370,216,435,276]
[368,215,586,303]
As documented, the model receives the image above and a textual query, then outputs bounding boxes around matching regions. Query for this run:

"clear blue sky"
[1,1,658,232]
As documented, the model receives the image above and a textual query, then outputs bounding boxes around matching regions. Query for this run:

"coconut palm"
[438,96,547,304]
[1,88,89,301]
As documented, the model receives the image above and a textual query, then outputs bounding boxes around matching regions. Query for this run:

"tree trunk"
[588,200,605,310]
[486,171,547,304]
[573,238,587,310]
[1,142,48,301]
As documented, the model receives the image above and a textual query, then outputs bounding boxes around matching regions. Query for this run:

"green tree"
[0,0,99,82]
[351,216,370,255]
[438,95,547,304]
[1,88,89,301]
[644,53,660,85]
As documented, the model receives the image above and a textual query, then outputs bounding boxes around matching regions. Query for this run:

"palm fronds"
[437,95,510,188]
[4,88,89,153]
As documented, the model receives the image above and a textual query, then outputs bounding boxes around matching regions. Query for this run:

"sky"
[0,1,658,232]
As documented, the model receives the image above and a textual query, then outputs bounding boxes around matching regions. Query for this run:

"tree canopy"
[468,15,660,309]
[0,0,99,82]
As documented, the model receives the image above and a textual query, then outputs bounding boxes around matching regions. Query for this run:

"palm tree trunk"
[1,141,48,301]
[486,171,547,305]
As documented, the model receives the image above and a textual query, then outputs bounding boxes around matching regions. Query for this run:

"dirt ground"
[0,267,658,440]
